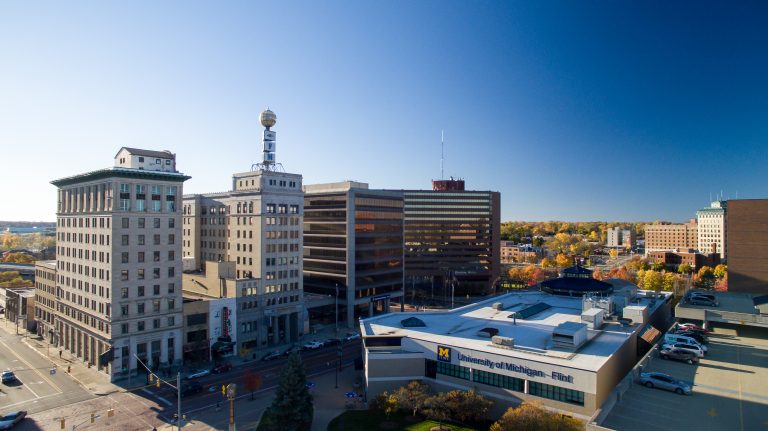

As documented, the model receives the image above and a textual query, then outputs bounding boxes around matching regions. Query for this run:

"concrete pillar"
[160,335,169,364]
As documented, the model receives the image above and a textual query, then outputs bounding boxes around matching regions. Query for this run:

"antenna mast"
[440,129,444,180]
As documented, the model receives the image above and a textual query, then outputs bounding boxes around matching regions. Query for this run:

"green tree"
[490,401,583,431]
[713,264,727,279]
[678,263,692,274]
[262,353,312,430]
[393,380,430,418]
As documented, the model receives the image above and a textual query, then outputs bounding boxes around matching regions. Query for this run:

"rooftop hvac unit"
[551,322,588,350]
[492,336,515,347]
[582,295,615,316]
[622,305,648,325]
[492,302,503,311]
[581,308,604,329]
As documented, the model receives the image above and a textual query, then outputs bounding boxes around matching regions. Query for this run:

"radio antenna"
[440,129,444,180]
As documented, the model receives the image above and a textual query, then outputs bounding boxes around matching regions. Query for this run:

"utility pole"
[334,283,339,337]
[176,371,182,431]
[227,383,237,431]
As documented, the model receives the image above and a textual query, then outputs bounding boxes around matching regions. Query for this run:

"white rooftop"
[361,289,668,372]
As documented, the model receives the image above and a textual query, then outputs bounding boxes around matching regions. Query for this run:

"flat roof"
[362,289,669,372]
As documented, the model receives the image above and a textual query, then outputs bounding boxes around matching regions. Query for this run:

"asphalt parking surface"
[602,324,768,431]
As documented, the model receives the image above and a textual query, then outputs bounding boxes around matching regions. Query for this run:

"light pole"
[334,283,339,337]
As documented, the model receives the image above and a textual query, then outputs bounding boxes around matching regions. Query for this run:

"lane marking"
[141,388,172,406]
[0,339,62,393]
[14,376,41,398]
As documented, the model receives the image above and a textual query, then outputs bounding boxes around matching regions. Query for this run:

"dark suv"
[180,381,203,397]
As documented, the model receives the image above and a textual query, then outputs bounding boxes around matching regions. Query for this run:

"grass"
[327,411,483,431]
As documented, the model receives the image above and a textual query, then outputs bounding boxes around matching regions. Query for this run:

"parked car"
[302,340,324,350]
[671,329,707,345]
[664,333,708,352]
[675,323,712,335]
[344,332,361,341]
[322,338,341,347]
[640,372,692,395]
[662,342,705,358]
[659,347,699,364]
[688,292,716,301]
[185,368,210,380]
[282,345,301,356]
[1,371,15,384]
[0,411,26,430]
[260,350,281,361]
[179,382,203,397]
[689,297,719,307]
[211,363,232,374]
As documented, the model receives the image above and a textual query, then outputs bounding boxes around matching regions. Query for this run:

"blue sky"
[1,1,766,222]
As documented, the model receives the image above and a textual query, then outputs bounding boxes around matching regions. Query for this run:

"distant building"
[726,199,768,294]
[647,250,720,271]
[697,201,727,260]
[606,227,636,248]
[397,179,501,296]
[500,242,543,264]
[51,147,189,380]
[5,288,35,332]
[303,181,404,327]
[644,219,698,256]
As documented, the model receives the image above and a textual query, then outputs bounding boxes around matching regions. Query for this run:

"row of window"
[121,217,175,229]
[119,267,175,281]
[58,217,110,228]
[120,234,175,246]
[120,298,176,316]
[121,316,175,334]
[120,283,175,299]
[121,250,175,263]
[425,360,584,406]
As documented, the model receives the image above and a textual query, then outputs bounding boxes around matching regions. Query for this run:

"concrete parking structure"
[601,323,768,431]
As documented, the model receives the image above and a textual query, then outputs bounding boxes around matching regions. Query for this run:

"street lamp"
[334,283,339,337]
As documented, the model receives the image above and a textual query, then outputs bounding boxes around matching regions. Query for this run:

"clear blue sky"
[1,1,766,222]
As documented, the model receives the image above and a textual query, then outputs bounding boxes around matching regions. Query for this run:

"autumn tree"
[678,263,692,274]
[643,270,663,292]
[393,380,430,418]
[2,252,35,263]
[243,369,263,400]
[651,262,666,271]
[0,271,32,288]
[490,401,583,431]
[423,392,452,430]
[540,257,555,268]
[554,253,572,268]
[609,249,618,259]
[662,272,679,292]
[713,264,727,279]
[714,272,728,292]
[697,266,715,288]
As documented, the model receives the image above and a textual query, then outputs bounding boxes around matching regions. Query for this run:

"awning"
[638,324,661,344]
[211,341,235,352]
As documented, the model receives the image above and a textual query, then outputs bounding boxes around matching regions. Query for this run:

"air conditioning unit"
[492,302,503,310]
[492,336,515,347]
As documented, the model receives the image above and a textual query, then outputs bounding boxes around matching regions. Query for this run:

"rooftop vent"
[400,317,426,328]
[492,335,515,347]
[492,302,504,310]
[509,302,551,320]
[476,327,499,338]
[551,322,588,350]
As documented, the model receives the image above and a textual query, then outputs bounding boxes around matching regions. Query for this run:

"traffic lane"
[144,340,362,400]
[0,338,61,408]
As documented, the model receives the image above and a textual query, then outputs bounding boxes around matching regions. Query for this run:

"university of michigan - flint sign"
[437,346,575,384]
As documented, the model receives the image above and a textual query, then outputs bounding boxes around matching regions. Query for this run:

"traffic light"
[156,378,161,388]
[149,374,154,383]
[221,384,226,397]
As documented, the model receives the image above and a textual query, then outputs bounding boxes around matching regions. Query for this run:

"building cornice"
[51,168,191,187]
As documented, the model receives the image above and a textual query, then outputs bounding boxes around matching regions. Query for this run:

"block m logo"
[437,345,451,362]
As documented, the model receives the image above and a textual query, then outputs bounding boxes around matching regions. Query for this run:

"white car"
[662,342,705,358]
[344,332,360,341]
[302,340,323,350]
[185,368,210,380]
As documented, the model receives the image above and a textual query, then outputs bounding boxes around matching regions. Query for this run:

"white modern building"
[51,148,190,381]
[361,276,671,419]
[697,201,727,260]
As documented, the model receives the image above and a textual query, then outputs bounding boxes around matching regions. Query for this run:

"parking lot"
[602,323,768,431]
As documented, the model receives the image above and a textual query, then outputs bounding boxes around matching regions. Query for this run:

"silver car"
[640,372,692,395]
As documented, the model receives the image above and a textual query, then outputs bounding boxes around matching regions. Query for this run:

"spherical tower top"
[260,109,277,128]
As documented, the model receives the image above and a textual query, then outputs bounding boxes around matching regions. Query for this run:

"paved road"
[0,327,93,416]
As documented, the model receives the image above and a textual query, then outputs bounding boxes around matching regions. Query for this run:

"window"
[155,158,161,164]
[168,283,175,293]
[137,321,145,331]
[138,217,145,228]
[121,270,129,281]
[168,218,175,228]
[168,316,175,327]
[136,200,145,212]
[165,159,171,165]
[528,381,584,406]
[139,156,144,163]
[153,284,160,295]
[168,267,175,277]
[121,304,129,316]
[267,204,276,214]
[154,218,161,228]
[153,318,161,329]
[137,269,145,280]
[168,299,175,310]
[137,303,145,314]
[168,234,175,244]
[153,251,160,262]
[122,218,129,228]
[473,370,524,392]
[153,234,161,245]
[121,235,129,246]
[138,235,145,245]
[122,323,129,334]
[121,252,129,263]
[153,299,160,312]
[138,252,145,263]
[168,250,175,261]
[435,361,470,380]
[121,288,128,298]
[138,286,145,297]
[153,268,160,279]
